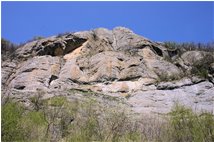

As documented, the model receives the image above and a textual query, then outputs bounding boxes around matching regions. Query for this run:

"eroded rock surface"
[2,27,214,115]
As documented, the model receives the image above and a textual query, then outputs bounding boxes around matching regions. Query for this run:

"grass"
[45,96,67,107]
[168,104,214,142]
[2,96,214,142]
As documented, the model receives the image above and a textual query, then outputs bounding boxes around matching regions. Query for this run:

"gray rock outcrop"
[2,27,214,115]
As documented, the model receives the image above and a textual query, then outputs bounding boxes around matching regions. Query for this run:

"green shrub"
[20,111,47,141]
[29,93,44,111]
[191,66,209,78]
[2,101,25,142]
[169,104,214,142]
[164,41,214,52]
[66,100,142,142]
[1,38,18,61]
[23,111,46,126]
[46,96,67,107]
[191,54,214,79]
[199,113,214,141]
[3,97,213,142]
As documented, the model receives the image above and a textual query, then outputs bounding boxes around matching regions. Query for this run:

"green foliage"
[46,96,67,107]
[1,38,17,51]
[2,97,214,142]
[191,65,209,79]
[1,38,18,61]
[164,42,178,49]
[169,104,214,142]
[20,111,47,142]
[164,41,214,52]
[191,55,214,79]
[23,111,46,125]
[2,101,25,142]
[2,100,48,142]
[67,100,142,142]
[29,94,44,111]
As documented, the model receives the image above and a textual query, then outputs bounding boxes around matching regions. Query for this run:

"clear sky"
[1,1,214,44]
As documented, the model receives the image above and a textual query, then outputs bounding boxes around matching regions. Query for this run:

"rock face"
[2,27,214,115]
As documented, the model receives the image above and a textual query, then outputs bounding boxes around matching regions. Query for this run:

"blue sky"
[1,1,214,44]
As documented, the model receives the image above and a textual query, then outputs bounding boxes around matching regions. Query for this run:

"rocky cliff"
[2,27,214,114]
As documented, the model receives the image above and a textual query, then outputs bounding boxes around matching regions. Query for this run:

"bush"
[191,54,214,79]
[46,96,67,107]
[164,41,214,52]
[2,97,214,142]
[169,104,214,142]
[2,101,25,142]
[20,111,47,141]
[1,38,18,61]
[67,99,142,142]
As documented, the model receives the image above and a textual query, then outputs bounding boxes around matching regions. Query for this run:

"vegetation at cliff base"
[2,97,214,142]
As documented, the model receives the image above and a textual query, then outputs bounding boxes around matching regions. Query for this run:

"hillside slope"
[2,27,214,114]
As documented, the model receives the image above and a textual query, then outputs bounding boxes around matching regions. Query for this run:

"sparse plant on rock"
[190,54,214,79]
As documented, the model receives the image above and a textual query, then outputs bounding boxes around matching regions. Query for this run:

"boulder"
[180,51,214,66]
[144,58,182,80]
[128,81,214,114]
[93,28,114,43]
[8,56,61,90]
[15,35,87,59]
[112,27,151,50]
